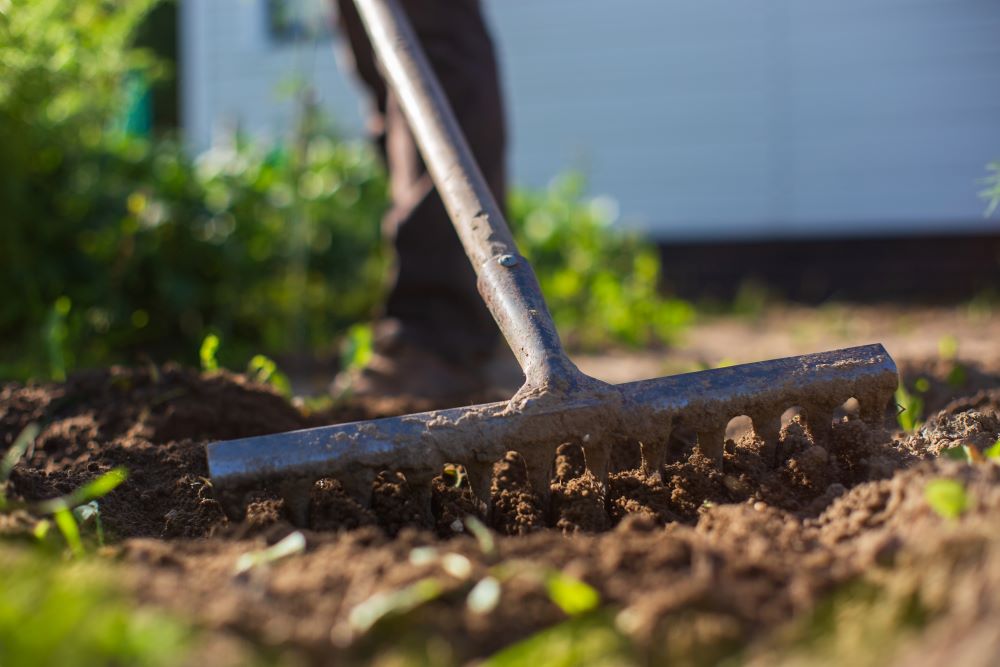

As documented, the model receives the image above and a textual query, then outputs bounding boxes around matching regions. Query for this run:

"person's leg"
[335,0,507,399]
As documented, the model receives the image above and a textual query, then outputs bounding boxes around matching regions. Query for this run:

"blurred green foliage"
[0,544,193,667]
[509,175,694,351]
[983,161,1000,216]
[0,0,690,383]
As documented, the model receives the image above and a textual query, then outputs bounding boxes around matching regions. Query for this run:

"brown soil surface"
[2,310,1000,665]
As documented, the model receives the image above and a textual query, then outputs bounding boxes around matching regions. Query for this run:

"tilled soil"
[2,360,1000,665]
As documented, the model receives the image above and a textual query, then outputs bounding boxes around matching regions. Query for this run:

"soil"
[2,309,1000,666]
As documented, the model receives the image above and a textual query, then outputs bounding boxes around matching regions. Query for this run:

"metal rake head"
[207,344,897,523]
[207,0,899,527]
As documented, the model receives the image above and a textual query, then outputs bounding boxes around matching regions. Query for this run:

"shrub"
[509,174,693,350]
[0,0,690,382]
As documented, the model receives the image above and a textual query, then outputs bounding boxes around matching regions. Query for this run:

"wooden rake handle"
[352,0,590,393]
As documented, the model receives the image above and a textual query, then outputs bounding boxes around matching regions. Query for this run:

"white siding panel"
[486,0,1000,239]
[181,0,1000,240]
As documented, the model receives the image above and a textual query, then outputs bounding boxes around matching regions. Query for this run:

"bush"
[509,174,693,350]
[0,0,388,377]
[0,0,690,382]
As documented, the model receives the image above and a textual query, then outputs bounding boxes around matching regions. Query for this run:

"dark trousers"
[336,0,506,365]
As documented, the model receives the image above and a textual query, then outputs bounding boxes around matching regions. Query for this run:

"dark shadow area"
[660,231,1000,303]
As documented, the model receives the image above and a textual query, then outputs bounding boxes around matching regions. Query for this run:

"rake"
[207,0,898,522]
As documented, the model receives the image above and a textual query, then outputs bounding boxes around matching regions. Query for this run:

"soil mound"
[2,362,999,665]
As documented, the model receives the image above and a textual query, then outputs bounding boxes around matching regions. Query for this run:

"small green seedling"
[441,463,467,489]
[347,577,443,636]
[73,501,106,546]
[233,530,306,574]
[34,467,128,557]
[340,323,374,373]
[941,445,976,464]
[464,516,497,557]
[924,479,968,519]
[199,333,220,372]
[937,335,959,361]
[45,296,72,382]
[985,440,1000,460]
[1,423,40,508]
[895,384,924,433]
[246,354,291,396]
[544,571,601,617]
[981,161,1000,216]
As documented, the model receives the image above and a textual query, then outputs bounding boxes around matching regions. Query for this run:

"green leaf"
[465,516,496,557]
[34,467,127,515]
[985,440,1000,460]
[339,323,373,372]
[233,530,306,574]
[483,613,632,667]
[199,333,220,372]
[895,385,924,433]
[54,507,83,557]
[1,422,39,483]
[940,446,970,462]
[73,467,127,503]
[347,577,443,635]
[924,479,969,519]
[545,571,601,616]
[246,354,291,396]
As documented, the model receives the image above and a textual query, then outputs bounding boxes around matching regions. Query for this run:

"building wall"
[181,0,1000,240]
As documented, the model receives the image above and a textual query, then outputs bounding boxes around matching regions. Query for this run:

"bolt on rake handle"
[352,0,585,392]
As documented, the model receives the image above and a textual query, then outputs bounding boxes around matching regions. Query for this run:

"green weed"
[340,322,374,373]
[483,613,634,667]
[895,383,924,433]
[0,546,192,667]
[544,570,601,616]
[2,423,127,556]
[233,530,306,575]
[508,174,694,350]
[247,354,291,396]
[199,333,220,372]
[981,161,1000,216]
[924,479,968,519]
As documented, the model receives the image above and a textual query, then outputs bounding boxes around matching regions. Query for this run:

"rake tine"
[582,441,610,486]
[340,469,376,509]
[464,460,494,509]
[278,478,314,526]
[696,426,727,466]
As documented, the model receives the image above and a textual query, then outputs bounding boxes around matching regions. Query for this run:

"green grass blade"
[54,507,84,557]
[925,479,968,519]
[2,423,39,483]
[545,571,601,616]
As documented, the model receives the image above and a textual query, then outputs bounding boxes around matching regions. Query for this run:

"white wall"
[181,0,1000,240]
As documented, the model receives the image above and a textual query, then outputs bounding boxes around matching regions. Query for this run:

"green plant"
[508,173,694,350]
[0,0,389,379]
[895,383,925,433]
[233,530,306,574]
[199,333,220,372]
[1,1,692,382]
[0,546,193,667]
[247,354,292,396]
[544,571,601,617]
[924,479,968,519]
[985,440,1000,460]
[981,161,1000,216]
[483,613,634,667]
[2,423,127,556]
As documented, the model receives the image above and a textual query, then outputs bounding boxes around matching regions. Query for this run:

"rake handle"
[352,0,585,391]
